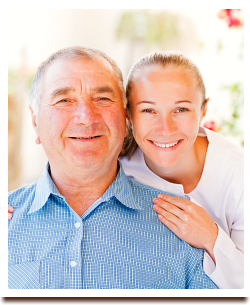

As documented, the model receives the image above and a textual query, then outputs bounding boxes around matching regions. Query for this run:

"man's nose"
[73,101,99,126]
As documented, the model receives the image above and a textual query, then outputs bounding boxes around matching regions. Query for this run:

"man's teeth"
[153,140,179,148]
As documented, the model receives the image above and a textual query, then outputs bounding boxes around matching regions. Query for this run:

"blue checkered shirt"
[8,162,217,289]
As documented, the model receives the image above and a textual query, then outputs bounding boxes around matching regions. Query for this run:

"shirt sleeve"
[186,250,218,289]
[203,191,244,289]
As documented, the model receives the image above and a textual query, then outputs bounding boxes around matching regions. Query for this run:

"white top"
[120,127,244,289]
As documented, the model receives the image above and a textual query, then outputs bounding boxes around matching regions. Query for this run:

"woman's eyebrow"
[136,100,192,105]
[175,100,192,104]
[136,101,156,105]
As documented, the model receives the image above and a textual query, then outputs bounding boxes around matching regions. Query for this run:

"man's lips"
[69,136,101,139]
[148,139,182,148]
[68,135,103,142]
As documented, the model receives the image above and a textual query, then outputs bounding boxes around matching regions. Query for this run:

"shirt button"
[70,261,77,267]
[74,222,81,229]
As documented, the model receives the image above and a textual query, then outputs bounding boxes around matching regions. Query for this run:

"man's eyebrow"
[50,87,76,99]
[91,86,117,96]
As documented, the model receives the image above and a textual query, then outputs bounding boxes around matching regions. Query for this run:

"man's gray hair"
[29,46,126,114]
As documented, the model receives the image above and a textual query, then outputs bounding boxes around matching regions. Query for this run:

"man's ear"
[29,106,41,144]
[124,110,131,138]
[125,110,132,126]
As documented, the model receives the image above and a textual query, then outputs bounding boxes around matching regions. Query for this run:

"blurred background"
[8,9,244,192]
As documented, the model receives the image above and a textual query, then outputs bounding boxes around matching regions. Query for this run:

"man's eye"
[57,99,69,103]
[176,108,188,113]
[99,97,111,101]
[97,97,113,106]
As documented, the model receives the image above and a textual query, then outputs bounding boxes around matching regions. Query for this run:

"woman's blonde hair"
[119,51,208,159]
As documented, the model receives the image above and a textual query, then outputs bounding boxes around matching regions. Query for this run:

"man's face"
[31,58,126,174]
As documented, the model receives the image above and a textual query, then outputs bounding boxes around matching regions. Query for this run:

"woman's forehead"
[138,64,191,76]
[132,65,196,88]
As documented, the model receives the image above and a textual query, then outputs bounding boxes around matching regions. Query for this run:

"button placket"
[64,218,83,288]
[70,260,77,267]
[74,222,81,229]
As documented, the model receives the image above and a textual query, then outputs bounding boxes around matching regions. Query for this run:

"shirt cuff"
[203,224,222,276]
[202,224,244,288]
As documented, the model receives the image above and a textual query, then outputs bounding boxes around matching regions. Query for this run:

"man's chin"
[69,155,109,170]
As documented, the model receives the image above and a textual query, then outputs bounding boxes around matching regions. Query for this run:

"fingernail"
[157,194,163,199]
[153,198,158,203]
[153,205,159,211]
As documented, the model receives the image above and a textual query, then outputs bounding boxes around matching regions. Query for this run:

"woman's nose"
[156,116,176,136]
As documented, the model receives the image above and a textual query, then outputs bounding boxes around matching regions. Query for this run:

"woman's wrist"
[203,223,218,264]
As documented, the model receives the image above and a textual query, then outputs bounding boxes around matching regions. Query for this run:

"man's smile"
[70,136,101,139]
[69,135,103,142]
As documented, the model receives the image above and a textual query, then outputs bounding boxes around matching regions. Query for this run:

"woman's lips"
[148,139,181,149]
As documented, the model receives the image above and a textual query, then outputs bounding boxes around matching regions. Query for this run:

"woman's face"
[129,66,207,173]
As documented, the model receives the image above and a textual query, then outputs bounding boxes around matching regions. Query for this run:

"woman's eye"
[176,108,188,113]
[142,109,154,113]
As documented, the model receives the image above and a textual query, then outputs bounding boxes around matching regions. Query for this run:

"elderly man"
[8,46,217,289]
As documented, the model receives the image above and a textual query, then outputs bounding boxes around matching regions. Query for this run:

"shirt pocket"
[8,260,40,289]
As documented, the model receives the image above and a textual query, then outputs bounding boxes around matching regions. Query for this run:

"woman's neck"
[144,136,208,194]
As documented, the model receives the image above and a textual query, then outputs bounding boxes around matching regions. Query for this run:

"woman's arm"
[8,205,14,220]
[152,194,218,263]
[203,191,244,288]
[152,192,244,288]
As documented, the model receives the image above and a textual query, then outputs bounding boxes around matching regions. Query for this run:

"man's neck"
[49,162,118,216]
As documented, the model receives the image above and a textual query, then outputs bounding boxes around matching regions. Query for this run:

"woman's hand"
[8,205,14,220]
[152,194,218,263]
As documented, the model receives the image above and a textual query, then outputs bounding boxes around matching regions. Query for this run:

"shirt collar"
[28,160,142,215]
[27,162,63,214]
[109,160,143,210]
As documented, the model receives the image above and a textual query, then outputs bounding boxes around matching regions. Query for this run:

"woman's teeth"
[153,140,179,148]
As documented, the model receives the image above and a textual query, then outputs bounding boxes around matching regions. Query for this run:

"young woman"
[8,51,243,289]
[119,52,243,289]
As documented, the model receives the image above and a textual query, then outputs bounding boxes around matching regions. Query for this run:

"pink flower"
[202,120,219,132]
[217,9,243,28]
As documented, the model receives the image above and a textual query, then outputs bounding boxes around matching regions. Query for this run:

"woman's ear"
[201,98,209,122]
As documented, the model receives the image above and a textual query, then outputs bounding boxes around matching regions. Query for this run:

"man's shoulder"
[8,182,37,209]
[126,176,185,201]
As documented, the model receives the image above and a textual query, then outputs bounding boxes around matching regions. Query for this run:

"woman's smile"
[129,66,206,173]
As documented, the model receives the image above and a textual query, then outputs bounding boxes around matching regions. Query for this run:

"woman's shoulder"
[204,127,244,162]
[119,147,144,176]
[203,128,243,192]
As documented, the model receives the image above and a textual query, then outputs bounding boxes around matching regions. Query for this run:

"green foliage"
[219,82,244,146]
[8,70,34,97]
[8,71,19,96]
[116,10,179,48]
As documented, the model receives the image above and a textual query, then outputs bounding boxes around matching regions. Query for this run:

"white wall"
[8,9,244,186]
